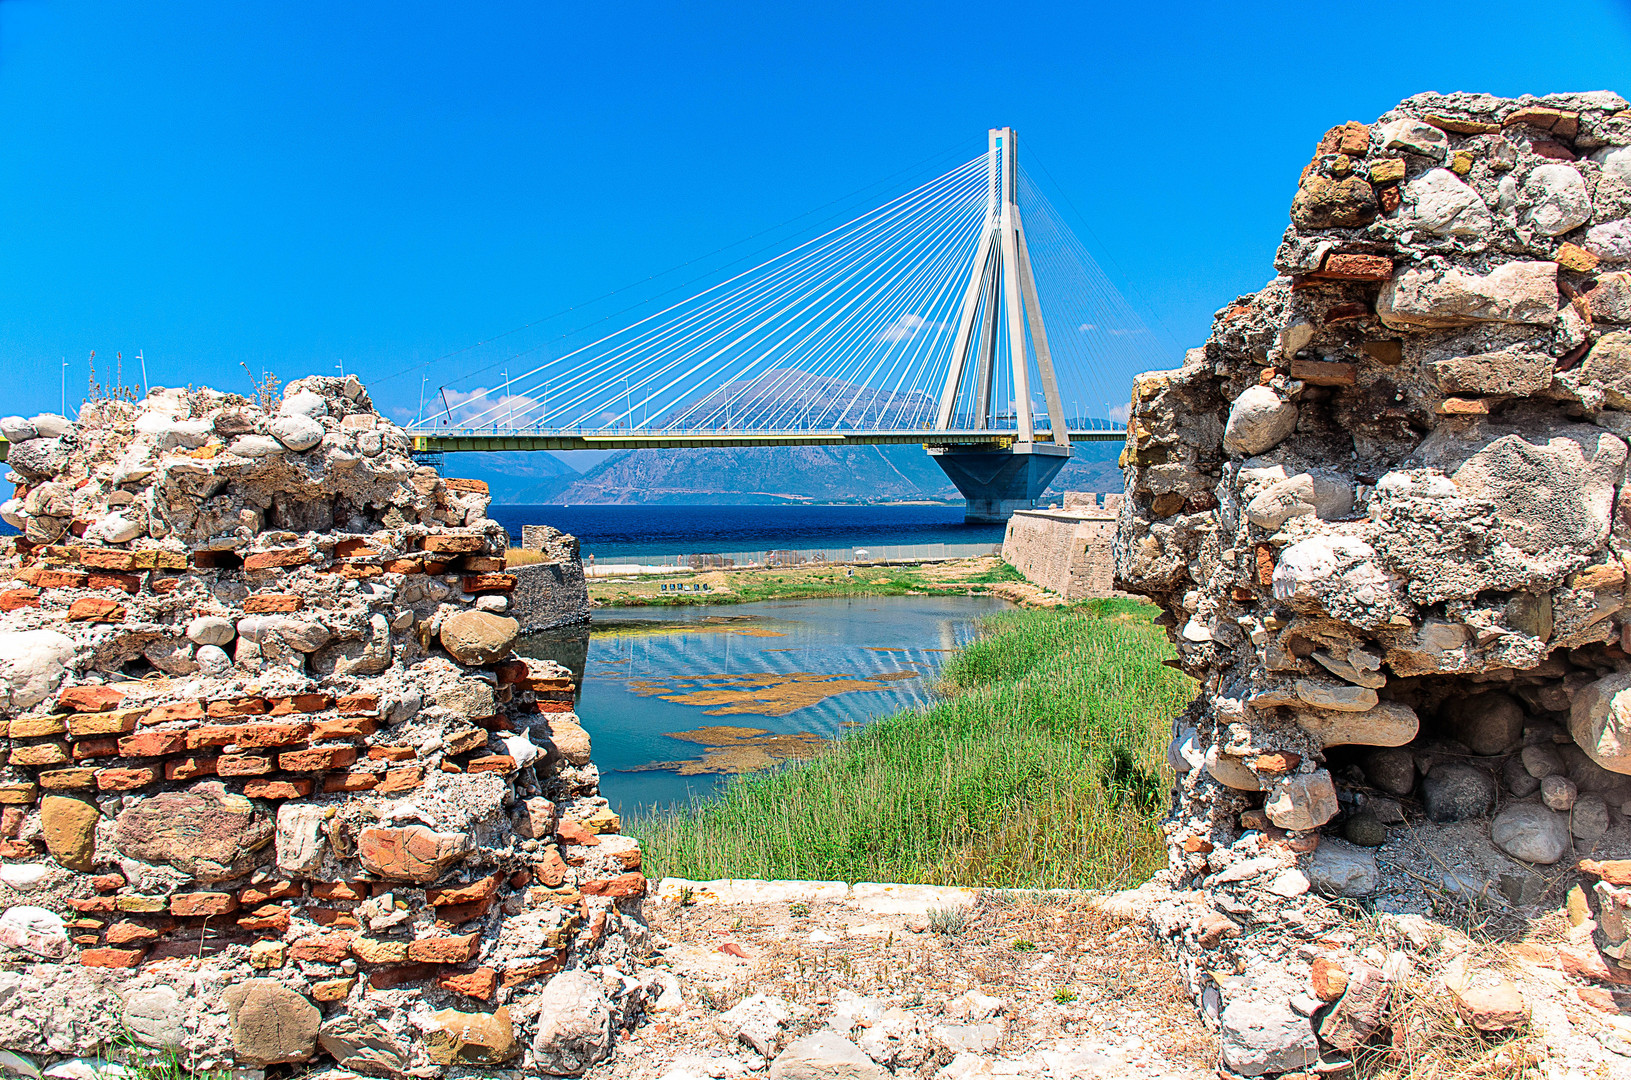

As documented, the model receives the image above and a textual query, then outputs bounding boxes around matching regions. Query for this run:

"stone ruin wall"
[510,527,591,634]
[0,377,664,1076]
[1118,91,1631,1074]
[1001,493,1125,600]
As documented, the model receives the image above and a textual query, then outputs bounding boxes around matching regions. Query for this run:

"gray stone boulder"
[768,1032,890,1079]
[1570,672,1631,775]
[530,970,615,1076]
[0,628,77,710]
[1442,691,1526,756]
[268,413,324,452]
[1220,995,1319,1077]
[1223,387,1297,455]
[1422,763,1496,822]
[1377,261,1557,329]
[221,979,320,1065]
[1307,838,1380,897]
[1491,802,1570,863]
[1404,169,1492,236]
[1521,163,1592,236]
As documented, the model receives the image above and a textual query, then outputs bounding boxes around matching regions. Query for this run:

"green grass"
[591,558,1025,607]
[636,599,1195,889]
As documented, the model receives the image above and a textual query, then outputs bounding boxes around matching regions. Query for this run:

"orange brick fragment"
[208,696,268,718]
[243,777,314,799]
[232,723,311,748]
[165,756,219,780]
[312,881,369,901]
[216,754,274,776]
[242,547,312,570]
[96,766,160,791]
[143,701,206,724]
[118,731,187,757]
[80,947,146,968]
[237,905,292,934]
[67,597,125,621]
[336,694,380,716]
[407,933,479,963]
[268,693,331,715]
[436,966,498,1000]
[0,588,41,611]
[379,767,423,794]
[243,593,303,613]
[289,932,353,963]
[279,746,357,771]
[86,572,141,594]
[171,892,238,916]
[312,716,376,740]
[421,534,484,553]
[323,771,380,793]
[467,755,516,775]
[34,569,89,588]
[427,875,499,906]
[462,574,517,593]
[58,686,126,712]
[368,745,416,762]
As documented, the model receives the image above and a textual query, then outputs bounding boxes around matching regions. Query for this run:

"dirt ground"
[592,885,1216,1079]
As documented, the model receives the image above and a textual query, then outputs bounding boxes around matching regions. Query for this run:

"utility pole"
[61,357,67,416]
[138,351,148,397]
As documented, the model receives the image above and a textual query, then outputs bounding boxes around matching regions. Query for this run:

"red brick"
[232,722,311,748]
[462,574,517,593]
[149,577,180,595]
[434,896,494,925]
[80,549,138,570]
[242,777,313,799]
[368,964,438,990]
[333,538,380,558]
[0,588,41,611]
[216,753,274,776]
[185,725,239,749]
[406,933,479,963]
[0,838,42,859]
[143,701,206,724]
[312,716,376,740]
[75,737,123,760]
[532,847,568,888]
[442,477,489,495]
[421,534,484,553]
[312,881,369,901]
[165,755,219,780]
[382,558,423,574]
[243,593,303,613]
[288,932,353,963]
[242,547,312,570]
[436,966,498,1000]
[171,892,238,917]
[1255,545,1275,587]
[466,755,516,775]
[323,771,381,793]
[207,696,268,718]
[34,569,89,588]
[532,700,573,714]
[279,746,357,772]
[500,952,566,988]
[236,905,292,934]
[493,659,530,685]
[58,686,126,712]
[581,873,645,898]
[238,881,301,905]
[0,807,24,838]
[463,556,506,573]
[118,731,187,757]
[368,745,416,761]
[96,766,160,791]
[68,896,117,913]
[336,694,380,716]
[38,768,97,791]
[1315,252,1393,282]
[1288,358,1357,387]
[556,820,600,846]
[86,572,141,594]
[10,739,71,765]
[308,907,360,929]
[67,597,125,622]
[267,693,331,716]
[1378,186,1402,213]
[90,874,126,892]
[378,767,423,794]
[68,709,145,737]
[80,947,146,968]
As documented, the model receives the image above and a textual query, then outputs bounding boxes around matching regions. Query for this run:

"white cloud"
[879,313,941,343]
[1107,402,1130,423]
[422,386,549,431]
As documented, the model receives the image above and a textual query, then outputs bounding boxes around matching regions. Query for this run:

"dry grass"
[1353,975,1545,1080]
[505,547,549,566]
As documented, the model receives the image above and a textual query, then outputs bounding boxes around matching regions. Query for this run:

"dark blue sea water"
[489,504,1005,560]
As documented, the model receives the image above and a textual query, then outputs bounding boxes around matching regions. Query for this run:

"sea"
[488,503,1006,560]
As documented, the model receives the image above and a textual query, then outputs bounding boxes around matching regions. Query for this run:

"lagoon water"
[519,594,1010,816]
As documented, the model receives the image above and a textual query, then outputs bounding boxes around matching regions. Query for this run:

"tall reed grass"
[636,599,1195,889]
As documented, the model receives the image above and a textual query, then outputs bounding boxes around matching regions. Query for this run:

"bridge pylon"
[930,127,1072,522]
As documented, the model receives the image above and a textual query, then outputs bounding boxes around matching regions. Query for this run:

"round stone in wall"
[1421,762,1496,822]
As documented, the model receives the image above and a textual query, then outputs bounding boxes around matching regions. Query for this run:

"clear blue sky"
[3,0,1629,423]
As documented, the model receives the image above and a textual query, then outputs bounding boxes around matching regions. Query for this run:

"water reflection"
[516,595,1009,815]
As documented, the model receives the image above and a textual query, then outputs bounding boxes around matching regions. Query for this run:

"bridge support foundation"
[928,443,1070,523]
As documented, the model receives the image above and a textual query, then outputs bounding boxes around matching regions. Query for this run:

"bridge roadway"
[403,426,1125,454]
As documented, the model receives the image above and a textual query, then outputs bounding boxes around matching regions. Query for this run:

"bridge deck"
[404,428,1126,453]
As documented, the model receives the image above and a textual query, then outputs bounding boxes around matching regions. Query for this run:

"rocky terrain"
[0,378,665,1076]
[1118,91,1631,1075]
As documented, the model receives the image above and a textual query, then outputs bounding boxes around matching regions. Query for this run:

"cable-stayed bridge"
[408,128,1159,520]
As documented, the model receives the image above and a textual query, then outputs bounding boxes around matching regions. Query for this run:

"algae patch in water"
[625,670,922,717]
[627,725,828,775]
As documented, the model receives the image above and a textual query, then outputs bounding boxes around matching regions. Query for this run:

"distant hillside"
[442,452,579,504]
[536,441,1123,505]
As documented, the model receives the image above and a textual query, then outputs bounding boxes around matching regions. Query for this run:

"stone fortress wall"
[1000,492,1124,600]
[0,377,664,1076]
[512,526,591,633]
[1117,91,1631,1075]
